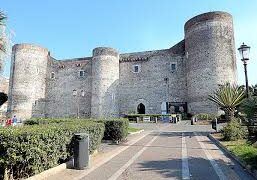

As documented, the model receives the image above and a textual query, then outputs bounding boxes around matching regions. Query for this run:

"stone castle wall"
[119,45,187,115]
[7,44,48,119]
[91,47,120,118]
[44,56,92,118]
[7,11,238,119]
[185,11,237,113]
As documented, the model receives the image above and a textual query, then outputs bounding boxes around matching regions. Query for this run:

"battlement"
[184,11,232,32]
[13,44,49,54]
[93,47,119,57]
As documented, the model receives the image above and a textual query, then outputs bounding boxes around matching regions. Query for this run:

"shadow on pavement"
[137,157,255,180]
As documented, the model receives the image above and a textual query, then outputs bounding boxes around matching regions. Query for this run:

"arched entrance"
[137,103,145,114]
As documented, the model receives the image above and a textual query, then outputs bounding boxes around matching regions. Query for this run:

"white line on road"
[194,132,226,180]
[182,133,190,180]
[107,134,159,180]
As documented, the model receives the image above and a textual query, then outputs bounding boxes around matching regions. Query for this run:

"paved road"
[47,121,255,180]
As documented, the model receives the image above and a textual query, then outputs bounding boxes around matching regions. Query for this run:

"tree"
[0,92,8,106]
[0,11,10,73]
[239,96,257,120]
[249,84,257,96]
[208,83,245,121]
[239,84,257,97]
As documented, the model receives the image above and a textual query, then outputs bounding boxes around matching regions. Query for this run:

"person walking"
[12,115,17,126]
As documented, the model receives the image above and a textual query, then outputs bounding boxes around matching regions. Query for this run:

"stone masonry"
[7,11,237,120]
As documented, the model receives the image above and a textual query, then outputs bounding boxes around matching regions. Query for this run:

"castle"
[7,11,237,120]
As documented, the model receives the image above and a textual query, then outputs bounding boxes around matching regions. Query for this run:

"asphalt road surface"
[47,121,255,180]
[80,123,255,180]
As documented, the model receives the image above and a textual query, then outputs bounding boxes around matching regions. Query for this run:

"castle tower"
[91,47,119,118]
[185,11,237,113]
[7,44,49,119]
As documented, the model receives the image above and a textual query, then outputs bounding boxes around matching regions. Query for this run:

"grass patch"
[128,127,143,133]
[221,140,257,169]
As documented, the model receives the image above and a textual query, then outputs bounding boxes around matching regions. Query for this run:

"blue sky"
[1,0,257,85]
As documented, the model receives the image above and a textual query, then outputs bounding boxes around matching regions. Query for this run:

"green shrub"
[24,118,74,125]
[99,119,129,142]
[194,113,217,120]
[239,96,257,119]
[0,121,104,179]
[223,119,248,141]
[25,118,129,142]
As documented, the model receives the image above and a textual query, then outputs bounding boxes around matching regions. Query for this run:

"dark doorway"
[137,103,145,114]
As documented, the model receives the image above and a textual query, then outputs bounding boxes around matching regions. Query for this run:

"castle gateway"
[7,11,237,119]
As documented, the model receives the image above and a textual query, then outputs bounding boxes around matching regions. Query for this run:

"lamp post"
[238,43,251,98]
[73,89,85,118]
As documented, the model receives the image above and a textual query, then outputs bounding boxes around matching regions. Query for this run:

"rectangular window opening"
[133,65,140,73]
[79,70,85,77]
[171,63,177,71]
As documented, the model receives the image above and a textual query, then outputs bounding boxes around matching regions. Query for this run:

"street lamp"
[238,43,251,98]
[72,89,85,118]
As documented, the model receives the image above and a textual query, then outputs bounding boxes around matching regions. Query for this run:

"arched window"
[50,72,55,79]
[137,103,145,114]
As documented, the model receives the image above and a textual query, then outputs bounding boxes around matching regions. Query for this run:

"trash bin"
[73,133,89,170]
[212,119,217,131]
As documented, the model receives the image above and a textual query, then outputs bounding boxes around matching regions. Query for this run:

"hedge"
[25,118,129,142]
[0,121,104,179]
[194,113,217,120]
[99,119,129,142]
[24,118,74,125]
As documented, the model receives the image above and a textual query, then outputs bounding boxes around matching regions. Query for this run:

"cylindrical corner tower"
[185,11,237,113]
[7,44,49,119]
[91,47,120,118]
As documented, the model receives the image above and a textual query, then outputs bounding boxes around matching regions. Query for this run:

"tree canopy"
[0,92,8,106]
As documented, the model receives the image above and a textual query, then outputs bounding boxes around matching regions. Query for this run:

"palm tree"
[208,83,245,121]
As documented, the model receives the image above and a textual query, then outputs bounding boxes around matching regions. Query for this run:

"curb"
[208,134,257,179]
[26,131,148,180]
[101,130,145,144]
[26,159,73,180]
[129,129,144,135]
[26,149,98,180]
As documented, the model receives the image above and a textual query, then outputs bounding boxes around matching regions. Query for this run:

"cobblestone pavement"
[47,121,255,180]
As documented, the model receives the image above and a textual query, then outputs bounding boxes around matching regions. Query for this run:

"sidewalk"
[32,130,151,180]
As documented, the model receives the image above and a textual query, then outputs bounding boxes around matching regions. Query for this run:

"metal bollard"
[191,117,194,125]
[73,133,89,170]
[212,118,217,132]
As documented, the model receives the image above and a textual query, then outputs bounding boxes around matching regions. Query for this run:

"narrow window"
[51,72,55,79]
[133,65,140,73]
[79,70,85,77]
[171,63,177,71]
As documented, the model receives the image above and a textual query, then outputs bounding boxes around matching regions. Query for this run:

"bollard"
[191,117,194,125]
[73,133,89,170]
[212,118,217,132]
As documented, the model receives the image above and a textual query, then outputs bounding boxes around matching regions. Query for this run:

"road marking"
[194,132,226,180]
[182,133,190,180]
[107,134,159,180]
[77,131,150,180]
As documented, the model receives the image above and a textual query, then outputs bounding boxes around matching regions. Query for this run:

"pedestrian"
[6,117,12,126]
[12,115,17,126]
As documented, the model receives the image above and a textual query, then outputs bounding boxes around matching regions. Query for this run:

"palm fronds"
[208,83,245,121]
